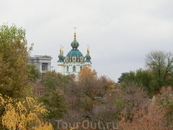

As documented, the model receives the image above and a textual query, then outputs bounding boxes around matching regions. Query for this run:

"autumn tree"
[78,65,97,82]
[145,51,173,92]
[119,87,173,130]
[77,66,101,112]
[114,83,149,122]
[0,24,31,99]
[91,91,119,129]
[154,86,173,126]
[0,24,33,128]
[0,94,53,130]
[63,66,117,126]
[119,103,172,130]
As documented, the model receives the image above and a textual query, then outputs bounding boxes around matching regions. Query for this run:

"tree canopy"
[1,24,173,129]
[145,51,173,91]
[0,24,30,99]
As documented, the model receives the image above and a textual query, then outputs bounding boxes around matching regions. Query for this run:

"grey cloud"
[0,0,173,81]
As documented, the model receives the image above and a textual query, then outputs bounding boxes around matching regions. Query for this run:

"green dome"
[63,31,86,62]
[58,54,64,58]
[85,54,91,58]
[71,40,79,49]
[58,54,64,62]
[66,49,84,62]
[85,54,91,62]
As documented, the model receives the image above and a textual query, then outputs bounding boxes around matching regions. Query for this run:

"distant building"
[28,55,52,74]
[57,29,92,79]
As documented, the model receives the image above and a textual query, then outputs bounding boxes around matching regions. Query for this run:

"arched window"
[73,66,76,72]
[80,66,82,70]
[67,66,69,72]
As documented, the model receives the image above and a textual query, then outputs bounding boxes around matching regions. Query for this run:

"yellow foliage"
[0,94,54,130]
[78,65,97,84]
[78,65,97,78]
[2,103,18,130]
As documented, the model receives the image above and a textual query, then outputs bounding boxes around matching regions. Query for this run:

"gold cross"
[73,26,77,33]
[87,45,90,49]
[60,44,64,49]
[87,45,90,55]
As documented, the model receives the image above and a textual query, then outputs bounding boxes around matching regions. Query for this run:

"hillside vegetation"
[0,24,173,130]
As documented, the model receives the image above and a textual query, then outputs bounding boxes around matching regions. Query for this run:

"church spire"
[87,45,90,55]
[71,26,79,49]
[58,45,64,62]
[85,45,91,62]
[60,45,64,55]
[74,26,77,41]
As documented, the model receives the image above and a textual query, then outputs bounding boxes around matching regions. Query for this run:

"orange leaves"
[119,105,170,130]
[78,65,97,83]
[79,66,97,77]
[118,86,173,130]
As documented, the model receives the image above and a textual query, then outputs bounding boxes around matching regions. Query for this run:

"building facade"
[28,55,52,74]
[57,31,91,78]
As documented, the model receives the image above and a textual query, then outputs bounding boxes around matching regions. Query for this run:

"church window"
[65,57,69,62]
[80,57,84,62]
[72,56,76,62]
[67,66,69,72]
[73,66,76,72]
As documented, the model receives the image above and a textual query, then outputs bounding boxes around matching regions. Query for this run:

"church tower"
[57,28,92,79]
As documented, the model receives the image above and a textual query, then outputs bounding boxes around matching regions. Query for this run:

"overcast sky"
[1,0,173,82]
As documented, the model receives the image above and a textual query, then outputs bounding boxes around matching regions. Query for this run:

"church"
[57,29,92,79]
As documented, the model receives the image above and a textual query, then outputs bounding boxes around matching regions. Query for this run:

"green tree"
[0,24,31,99]
[38,91,66,119]
[43,70,70,90]
[145,51,173,92]
[0,24,33,129]
[118,69,154,96]
[27,64,41,82]
[38,71,67,128]
[118,72,129,83]
[38,90,66,129]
